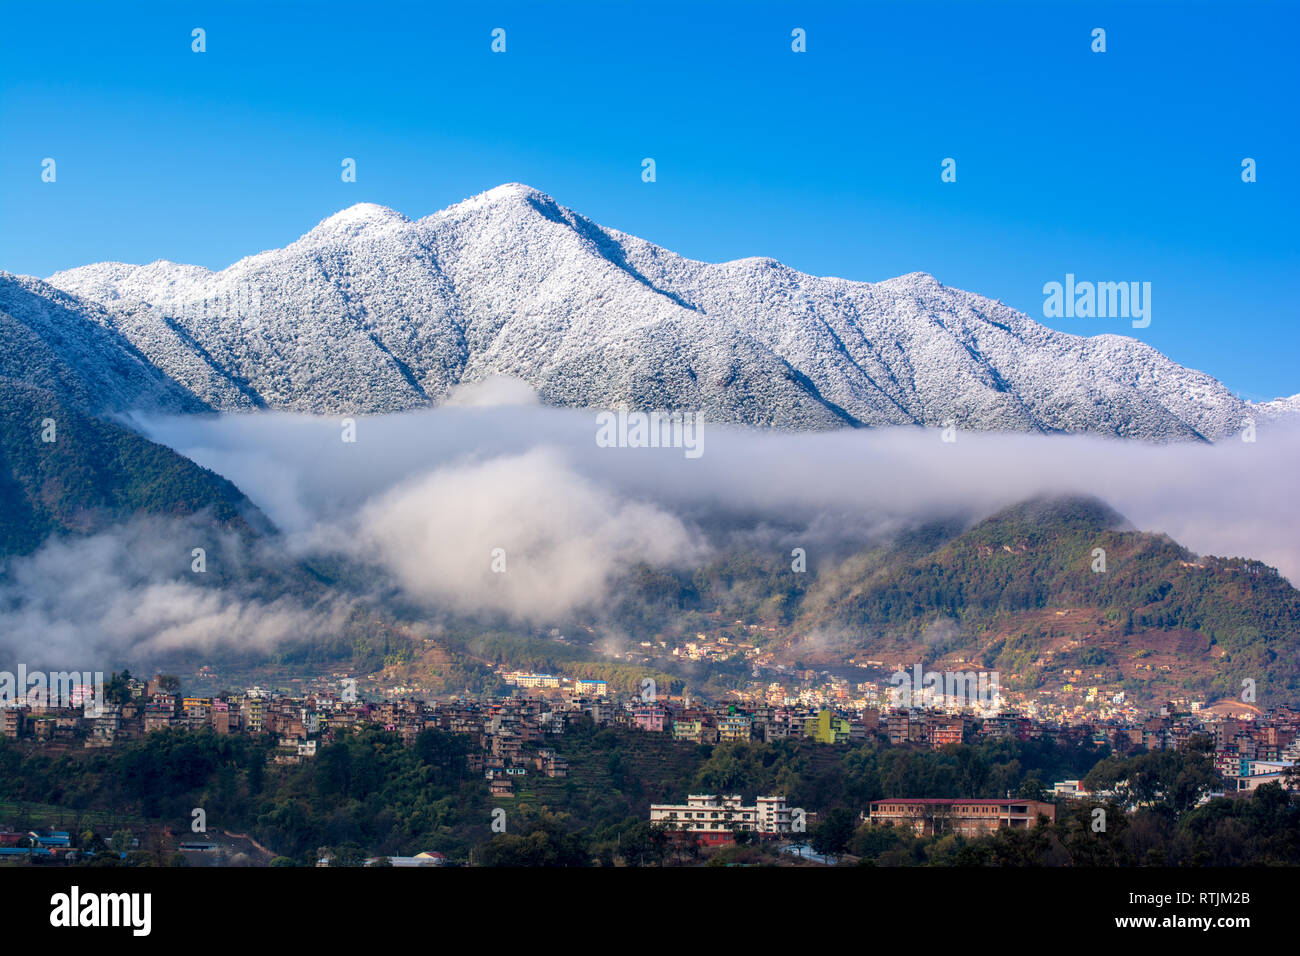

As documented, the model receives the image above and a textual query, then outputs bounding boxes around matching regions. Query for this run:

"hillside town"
[2,668,1296,806]
[575,624,1264,725]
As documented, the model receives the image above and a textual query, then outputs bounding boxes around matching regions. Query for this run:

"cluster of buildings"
[0,675,591,786]
[670,633,763,663]
[646,793,1060,847]
[1062,700,1300,793]
[1,675,324,764]
[4,666,1297,804]
[647,700,1300,848]
[0,828,72,862]
[1208,714,1300,791]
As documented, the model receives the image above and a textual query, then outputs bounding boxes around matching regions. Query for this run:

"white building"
[649,794,794,840]
[504,671,562,689]
[1053,780,1088,798]
[1235,761,1296,792]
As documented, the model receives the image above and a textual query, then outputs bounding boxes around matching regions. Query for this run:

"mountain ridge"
[19,183,1296,439]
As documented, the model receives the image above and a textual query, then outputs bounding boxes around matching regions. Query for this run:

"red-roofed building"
[867,798,1055,837]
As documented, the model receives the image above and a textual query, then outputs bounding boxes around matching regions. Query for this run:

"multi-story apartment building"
[1,707,26,739]
[539,710,565,735]
[649,794,795,846]
[182,697,211,730]
[928,716,966,750]
[143,694,177,733]
[850,710,878,742]
[886,711,910,745]
[804,709,851,744]
[533,749,568,778]
[209,700,232,734]
[240,696,266,735]
[505,672,562,689]
[672,718,704,743]
[633,705,667,733]
[579,698,616,727]
[85,706,122,747]
[716,713,752,742]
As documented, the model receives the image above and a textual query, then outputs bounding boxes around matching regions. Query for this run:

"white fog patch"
[439,375,540,408]
[347,447,706,621]
[134,407,1300,587]
[0,518,353,667]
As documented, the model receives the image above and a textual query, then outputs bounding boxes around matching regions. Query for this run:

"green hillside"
[809,495,1300,701]
[582,495,1300,704]
[0,383,260,555]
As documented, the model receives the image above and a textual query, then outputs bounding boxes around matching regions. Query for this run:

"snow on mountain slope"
[39,183,1273,439]
[1252,393,1300,422]
[0,272,209,415]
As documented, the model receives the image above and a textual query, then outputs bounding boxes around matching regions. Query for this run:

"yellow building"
[805,709,851,744]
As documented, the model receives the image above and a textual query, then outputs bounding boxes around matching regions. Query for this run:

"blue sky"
[1,1,1296,398]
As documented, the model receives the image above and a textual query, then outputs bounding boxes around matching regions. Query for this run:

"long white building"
[649,794,795,844]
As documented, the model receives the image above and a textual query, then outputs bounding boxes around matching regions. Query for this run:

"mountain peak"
[482,182,545,200]
[879,271,944,291]
[976,495,1131,537]
[307,203,409,238]
[444,182,551,215]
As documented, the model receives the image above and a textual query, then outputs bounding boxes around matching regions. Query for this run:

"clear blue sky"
[1,1,1296,398]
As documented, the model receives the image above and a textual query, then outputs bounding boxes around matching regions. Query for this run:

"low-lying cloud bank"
[0,516,353,669]
[3,393,1296,668]
[136,401,1300,584]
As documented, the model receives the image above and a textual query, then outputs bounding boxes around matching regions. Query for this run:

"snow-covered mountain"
[0,272,208,415]
[28,183,1293,439]
[1252,393,1300,422]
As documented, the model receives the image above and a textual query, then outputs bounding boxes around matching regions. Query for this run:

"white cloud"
[137,407,1300,585]
[0,517,352,668]
[347,446,705,619]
